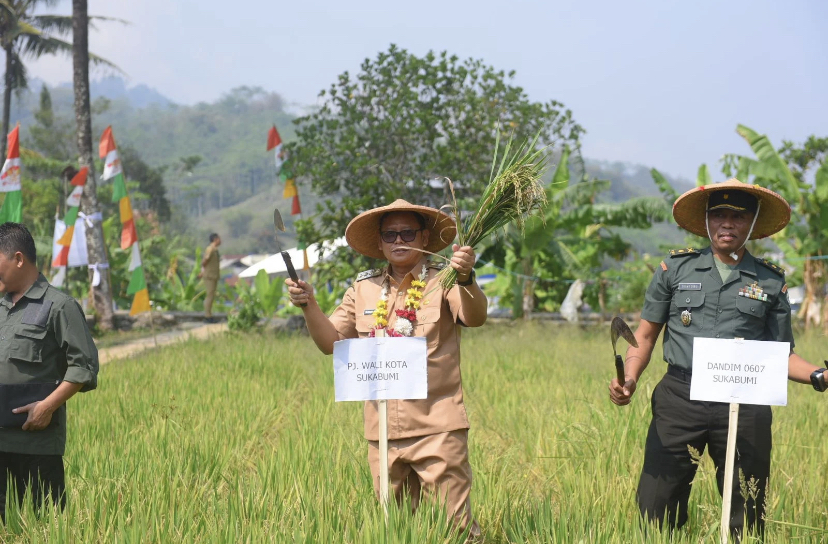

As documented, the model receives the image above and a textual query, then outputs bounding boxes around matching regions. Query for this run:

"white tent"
[238,237,348,279]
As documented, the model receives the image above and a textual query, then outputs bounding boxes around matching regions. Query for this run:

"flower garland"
[370,264,428,337]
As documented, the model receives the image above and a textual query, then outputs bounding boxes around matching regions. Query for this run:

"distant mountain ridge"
[8,77,690,253]
[29,76,175,109]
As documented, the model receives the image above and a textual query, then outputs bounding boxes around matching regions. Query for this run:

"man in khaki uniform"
[0,223,98,517]
[286,200,487,537]
[200,233,221,322]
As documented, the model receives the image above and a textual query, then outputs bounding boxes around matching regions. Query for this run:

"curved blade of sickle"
[611,317,638,384]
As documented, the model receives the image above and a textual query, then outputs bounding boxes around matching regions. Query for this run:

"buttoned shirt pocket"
[672,291,705,328]
[415,306,441,347]
[10,326,47,363]
[734,295,768,338]
[355,315,375,337]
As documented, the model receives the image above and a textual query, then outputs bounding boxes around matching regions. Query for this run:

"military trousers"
[0,452,65,521]
[637,367,772,538]
[368,429,480,538]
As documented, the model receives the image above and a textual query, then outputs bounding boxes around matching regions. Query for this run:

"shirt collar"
[385,255,430,286]
[1,273,48,307]
[695,246,757,277]
[22,274,49,300]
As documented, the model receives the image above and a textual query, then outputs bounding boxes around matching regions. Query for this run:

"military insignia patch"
[681,309,692,326]
[755,258,785,277]
[669,248,699,258]
[739,281,767,301]
[22,300,52,327]
[356,269,382,282]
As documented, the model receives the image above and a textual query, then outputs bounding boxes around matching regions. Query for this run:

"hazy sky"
[27,0,827,180]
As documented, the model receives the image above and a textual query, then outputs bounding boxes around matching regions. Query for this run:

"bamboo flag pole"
[375,328,389,514]
[720,402,739,544]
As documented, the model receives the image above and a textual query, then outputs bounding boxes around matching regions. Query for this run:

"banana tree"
[480,147,671,317]
[720,126,828,329]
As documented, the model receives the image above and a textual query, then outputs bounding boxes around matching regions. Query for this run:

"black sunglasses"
[380,229,423,244]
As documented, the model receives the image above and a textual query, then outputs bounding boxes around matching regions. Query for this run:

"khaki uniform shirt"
[330,257,470,441]
[0,274,99,455]
[203,244,220,280]
[641,247,794,371]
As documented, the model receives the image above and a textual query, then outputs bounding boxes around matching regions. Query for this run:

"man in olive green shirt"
[200,233,221,322]
[0,222,98,517]
[609,180,828,538]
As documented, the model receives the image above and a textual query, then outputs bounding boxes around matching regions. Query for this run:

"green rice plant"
[439,131,551,289]
[1,325,825,542]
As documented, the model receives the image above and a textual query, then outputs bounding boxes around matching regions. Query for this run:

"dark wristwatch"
[458,269,476,286]
[810,367,827,392]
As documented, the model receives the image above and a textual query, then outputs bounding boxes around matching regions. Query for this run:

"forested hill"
[9,77,690,254]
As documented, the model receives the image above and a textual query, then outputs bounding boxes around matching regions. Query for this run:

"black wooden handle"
[615,354,625,385]
[282,252,306,307]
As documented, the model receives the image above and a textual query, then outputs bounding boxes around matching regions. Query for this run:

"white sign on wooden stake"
[690,338,789,406]
[333,336,428,402]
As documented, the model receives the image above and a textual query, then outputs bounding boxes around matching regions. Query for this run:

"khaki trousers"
[368,429,480,537]
[203,277,218,317]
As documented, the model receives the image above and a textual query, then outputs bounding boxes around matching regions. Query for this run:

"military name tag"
[679,283,702,291]
[363,309,375,315]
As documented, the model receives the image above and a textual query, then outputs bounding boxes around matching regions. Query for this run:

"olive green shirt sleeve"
[640,266,672,324]
[765,281,795,349]
[53,298,99,391]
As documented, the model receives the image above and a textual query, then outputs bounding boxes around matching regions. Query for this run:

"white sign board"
[333,337,428,402]
[690,338,789,406]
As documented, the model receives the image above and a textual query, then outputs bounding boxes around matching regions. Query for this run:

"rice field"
[3,323,827,543]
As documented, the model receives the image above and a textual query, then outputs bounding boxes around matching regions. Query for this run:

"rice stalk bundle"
[439,131,550,289]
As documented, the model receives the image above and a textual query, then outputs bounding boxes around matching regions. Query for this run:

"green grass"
[3,324,827,542]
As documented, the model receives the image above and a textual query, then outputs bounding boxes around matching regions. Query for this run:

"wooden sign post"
[331,334,428,516]
[690,337,789,544]
[720,402,739,543]
[375,329,390,511]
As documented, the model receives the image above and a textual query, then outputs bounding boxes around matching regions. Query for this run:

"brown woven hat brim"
[345,199,457,260]
[672,178,791,239]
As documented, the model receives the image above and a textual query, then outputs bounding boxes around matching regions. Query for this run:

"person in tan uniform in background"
[199,233,221,323]
[286,199,487,538]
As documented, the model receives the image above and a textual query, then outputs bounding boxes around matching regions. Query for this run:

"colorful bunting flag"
[100,126,150,315]
[291,193,302,216]
[0,125,22,223]
[283,178,297,198]
[266,125,307,258]
[52,167,89,286]
[51,214,90,288]
[267,125,285,173]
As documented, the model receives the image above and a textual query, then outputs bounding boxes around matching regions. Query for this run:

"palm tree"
[0,0,116,157]
[72,0,113,329]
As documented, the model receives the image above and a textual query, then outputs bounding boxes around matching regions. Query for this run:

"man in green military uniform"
[200,232,221,323]
[0,223,98,517]
[609,179,828,538]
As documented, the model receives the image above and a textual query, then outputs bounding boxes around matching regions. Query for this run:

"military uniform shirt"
[0,274,99,455]
[641,247,794,371]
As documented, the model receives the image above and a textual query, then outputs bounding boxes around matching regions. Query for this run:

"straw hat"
[345,199,457,260]
[672,178,791,239]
